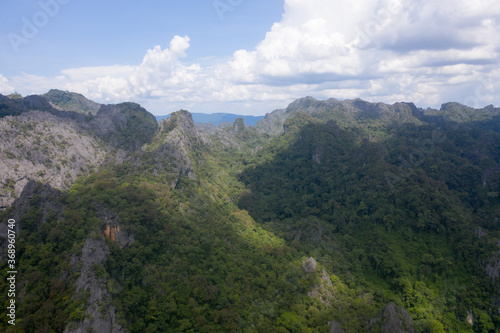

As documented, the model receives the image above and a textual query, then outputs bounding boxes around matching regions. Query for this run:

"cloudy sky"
[1,0,499,115]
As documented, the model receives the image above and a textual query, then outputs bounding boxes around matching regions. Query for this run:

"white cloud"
[141,35,190,70]
[2,1,500,115]
[228,0,371,82]
[221,0,500,108]
[0,75,15,95]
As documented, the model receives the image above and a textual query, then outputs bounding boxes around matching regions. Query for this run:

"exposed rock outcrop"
[0,110,108,208]
[380,303,414,333]
[255,96,422,136]
[485,239,500,314]
[132,110,203,187]
[466,309,474,326]
[64,237,124,333]
[486,241,500,281]
[307,269,336,305]
[302,257,317,273]
[0,96,160,209]
[98,206,135,248]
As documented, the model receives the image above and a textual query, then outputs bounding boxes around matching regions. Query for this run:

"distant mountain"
[156,112,264,126]
[255,96,423,135]
[254,96,500,137]
[43,89,101,114]
[0,93,59,117]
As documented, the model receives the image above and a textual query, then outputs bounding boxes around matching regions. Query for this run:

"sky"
[0,0,499,116]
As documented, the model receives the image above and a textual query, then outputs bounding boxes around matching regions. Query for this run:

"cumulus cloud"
[227,0,371,83]
[217,0,500,108]
[3,0,500,114]
[55,36,198,103]
[0,75,15,95]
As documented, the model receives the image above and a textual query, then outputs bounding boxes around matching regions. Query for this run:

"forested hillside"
[0,92,499,332]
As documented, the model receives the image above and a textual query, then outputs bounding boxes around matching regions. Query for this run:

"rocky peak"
[165,109,196,133]
[255,96,421,136]
[157,109,205,146]
[440,102,470,111]
[233,117,246,132]
[286,96,323,112]
[129,110,204,187]
[381,303,414,333]
[0,110,109,208]
[90,102,158,151]
[43,89,101,114]
[302,257,317,273]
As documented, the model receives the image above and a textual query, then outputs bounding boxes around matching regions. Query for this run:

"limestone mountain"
[130,110,203,188]
[0,93,158,209]
[156,112,264,127]
[0,91,499,332]
[43,89,101,115]
[422,102,500,124]
[0,110,108,209]
[255,96,422,136]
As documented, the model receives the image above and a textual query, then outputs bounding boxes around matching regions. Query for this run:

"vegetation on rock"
[0,93,499,332]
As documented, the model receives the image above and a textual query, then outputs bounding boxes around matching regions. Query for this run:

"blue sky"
[0,1,283,76]
[1,0,499,115]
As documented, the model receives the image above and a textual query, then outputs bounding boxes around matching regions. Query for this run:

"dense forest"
[0,91,499,332]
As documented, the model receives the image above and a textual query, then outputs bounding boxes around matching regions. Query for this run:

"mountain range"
[0,89,499,332]
[156,113,264,127]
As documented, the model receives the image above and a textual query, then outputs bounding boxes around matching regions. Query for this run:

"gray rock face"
[0,99,160,209]
[133,110,203,187]
[64,237,124,333]
[381,303,414,333]
[302,257,317,273]
[307,269,335,305]
[255,108,287,136]
[0,110,108,208]
[90,102,158,151]
[486,250,500,281]
[98,206,135,248]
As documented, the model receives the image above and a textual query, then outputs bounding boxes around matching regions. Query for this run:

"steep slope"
[240,111,500,331]
[130,110,202,187]
[157,112,264,126]
[1,93,499,332]
[0,111,108,208]
[0,95,158,208]
[0,106,409,332]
